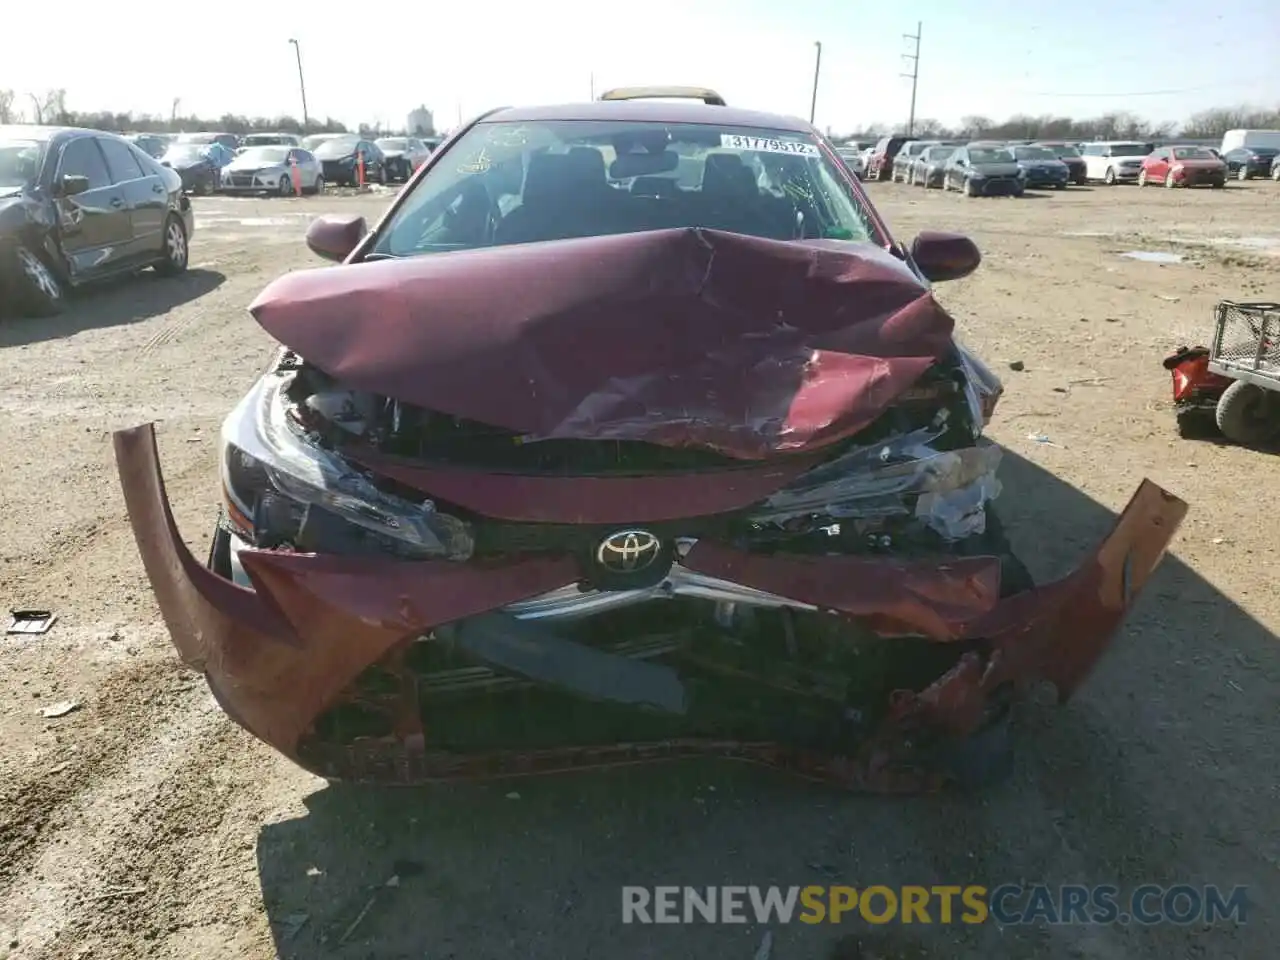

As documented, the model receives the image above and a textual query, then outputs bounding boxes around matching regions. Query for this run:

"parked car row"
[124,130,444,196]
[846,128,1280,195]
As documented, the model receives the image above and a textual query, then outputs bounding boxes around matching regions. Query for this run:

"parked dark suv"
[866,134,911,181]
[0,125,194,317]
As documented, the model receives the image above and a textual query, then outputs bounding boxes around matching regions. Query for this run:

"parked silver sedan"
[220,146,324,196]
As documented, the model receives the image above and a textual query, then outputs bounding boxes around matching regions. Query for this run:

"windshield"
[300,134,338,151]
[243,135,290,146]
[0,140,43,189]
[237,146,290,164]
[313,136,360,158]
[163,144,209,163]
[374,119,876,258]
[1014,146,1057,161]
[176,134,217,145]
[1041,143,1081,158]
[1107,143,1149,157]
[378,138,408,150]
[1172,147,1217,160]
[969,148,1014,164]
[922,146,954,161]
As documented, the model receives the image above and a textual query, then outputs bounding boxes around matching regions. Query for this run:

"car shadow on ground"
[255,449,1277,960]
[0,268,225,348]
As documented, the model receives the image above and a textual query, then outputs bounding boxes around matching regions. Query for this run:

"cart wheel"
[1215,380,1280,445]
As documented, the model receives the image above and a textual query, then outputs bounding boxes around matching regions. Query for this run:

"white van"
[1078,141,1155,184]
[1219,129,1280,154]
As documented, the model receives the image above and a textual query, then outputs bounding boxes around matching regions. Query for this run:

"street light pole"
[809,41,822,125]
[288,38,310,130]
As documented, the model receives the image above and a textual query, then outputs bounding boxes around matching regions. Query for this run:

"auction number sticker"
[720,135,820,156]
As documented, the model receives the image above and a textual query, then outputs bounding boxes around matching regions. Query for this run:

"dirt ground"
[1,179,1278,960]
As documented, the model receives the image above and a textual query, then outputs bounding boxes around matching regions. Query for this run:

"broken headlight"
[219,371,474,560]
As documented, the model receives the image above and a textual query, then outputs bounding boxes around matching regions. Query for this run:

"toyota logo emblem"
[596,530,662,574]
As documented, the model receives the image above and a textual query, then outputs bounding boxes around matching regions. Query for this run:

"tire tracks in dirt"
[0,665,232,959]
[0,660,196,886]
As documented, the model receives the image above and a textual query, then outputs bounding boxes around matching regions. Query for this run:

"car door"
[98,136,163,258]
[1158,148,1177,183]
[52,135,132,276]
[361,141,383,178]
[1079,144,1101,179]
[946,149,967,188]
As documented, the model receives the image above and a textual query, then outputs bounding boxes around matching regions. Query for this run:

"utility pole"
[590,72,595,99]
[288,39,310,130]
[901,22,922,136]
[171,97,181,126]
[809,41,822,125]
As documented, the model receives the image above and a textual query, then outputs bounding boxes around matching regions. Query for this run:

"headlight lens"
[220,373,474,560]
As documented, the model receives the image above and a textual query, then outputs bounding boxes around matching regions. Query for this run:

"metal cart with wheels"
[1208,300,1280,445]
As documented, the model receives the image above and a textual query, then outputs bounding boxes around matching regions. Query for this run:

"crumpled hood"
[248,227,959,460]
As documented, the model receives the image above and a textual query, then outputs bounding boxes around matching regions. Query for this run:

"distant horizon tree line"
[831,104,1280,144]
[0,88,1273,143]
[0,88,437,139]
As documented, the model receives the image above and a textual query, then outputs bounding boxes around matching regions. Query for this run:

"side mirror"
[911,231,981,284]
[306,214,368,262]
[58,175,91,197]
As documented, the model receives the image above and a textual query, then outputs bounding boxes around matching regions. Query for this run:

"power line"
[900,21,922,136]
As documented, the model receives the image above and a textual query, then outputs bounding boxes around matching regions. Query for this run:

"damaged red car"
[115,94,1187,792]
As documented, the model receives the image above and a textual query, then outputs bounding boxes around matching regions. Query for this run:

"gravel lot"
[1,180,1278,960]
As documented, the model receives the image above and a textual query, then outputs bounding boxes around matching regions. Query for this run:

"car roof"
[481,99,814,132]
[0,124,127,145]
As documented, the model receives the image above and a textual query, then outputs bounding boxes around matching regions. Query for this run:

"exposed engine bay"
[210,342,1020,762]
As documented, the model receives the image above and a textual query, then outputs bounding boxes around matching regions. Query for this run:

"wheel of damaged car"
[1137,169,1147,187]
[154,215,189,276]
[278,175,293,197]
[1237,166,1249,181]
[964,179,978,197]
[1104,167,1116,185]
[13,244,65,317]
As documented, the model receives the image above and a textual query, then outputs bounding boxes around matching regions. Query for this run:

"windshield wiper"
[361,252,400,261]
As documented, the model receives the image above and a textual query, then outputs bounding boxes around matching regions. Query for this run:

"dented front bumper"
[115,424,1186,792]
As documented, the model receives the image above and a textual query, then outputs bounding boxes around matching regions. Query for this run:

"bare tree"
[26,89,67,125]
[0,89,15,124]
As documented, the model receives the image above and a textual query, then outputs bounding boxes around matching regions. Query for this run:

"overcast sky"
[4,1,1277,131]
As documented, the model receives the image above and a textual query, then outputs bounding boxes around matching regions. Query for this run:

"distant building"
[407,106,435,137]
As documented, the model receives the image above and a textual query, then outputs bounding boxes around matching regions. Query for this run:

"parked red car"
[866,134,912,181]
[1138,145,1227,189]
